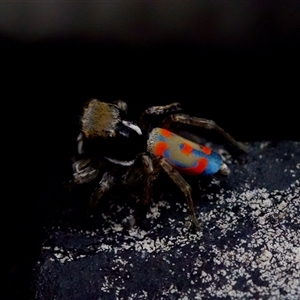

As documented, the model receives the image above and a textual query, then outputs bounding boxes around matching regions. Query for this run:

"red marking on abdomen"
[176,157,208,176]
[181,142,193,155]
[200,145,212,155]
[159,128,172,138]
[153,141,168,156]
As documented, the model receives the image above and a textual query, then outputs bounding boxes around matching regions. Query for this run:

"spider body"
[72,100,245,229]
[148,128,227,177]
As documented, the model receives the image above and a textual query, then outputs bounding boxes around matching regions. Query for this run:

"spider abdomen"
[148,128,224,176]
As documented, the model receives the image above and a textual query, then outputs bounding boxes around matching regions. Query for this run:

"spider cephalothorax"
[72,99,246,229]
[78,99,144,163]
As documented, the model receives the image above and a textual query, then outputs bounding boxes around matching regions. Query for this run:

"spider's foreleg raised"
[162,113,247,152]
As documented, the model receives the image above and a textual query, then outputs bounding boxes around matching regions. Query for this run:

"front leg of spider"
[140,154,155,208]
[89,172,116,209]
[122,153,155,227]
[72,158,100,185]
[157,157,200,230]
[65,158,98,192]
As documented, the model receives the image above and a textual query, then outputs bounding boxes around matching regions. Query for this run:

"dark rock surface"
[32,140,300,299]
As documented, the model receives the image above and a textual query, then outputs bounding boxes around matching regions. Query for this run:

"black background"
[2,3,300,299]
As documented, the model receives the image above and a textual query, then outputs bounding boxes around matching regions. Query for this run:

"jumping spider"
[72,99,246,230]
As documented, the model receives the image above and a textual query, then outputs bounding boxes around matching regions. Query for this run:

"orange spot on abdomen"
[180,142,193,155]
[159,128,172,138]
[177,157,208,176]
[196,157,208,173]
[153,141,168,156]
[200,145,212,155]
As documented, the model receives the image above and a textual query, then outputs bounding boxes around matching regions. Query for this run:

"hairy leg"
[162,113,247,152]
[139,102,183,132]
[89,172,116,208]
[157,157,200,230]
[122,153,155,224]
[72,158,99,184]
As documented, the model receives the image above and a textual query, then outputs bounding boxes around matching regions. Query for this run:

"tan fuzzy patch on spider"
[81,99,120,138]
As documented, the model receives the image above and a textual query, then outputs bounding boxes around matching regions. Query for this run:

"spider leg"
[89,172,116,208]
[113,99,128,114]
[72,158,100,184]
[162,113,247,152]
[139,102,183,132]
[140,154,155,207]
[157,157,200,230]
[122,153,155,222]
